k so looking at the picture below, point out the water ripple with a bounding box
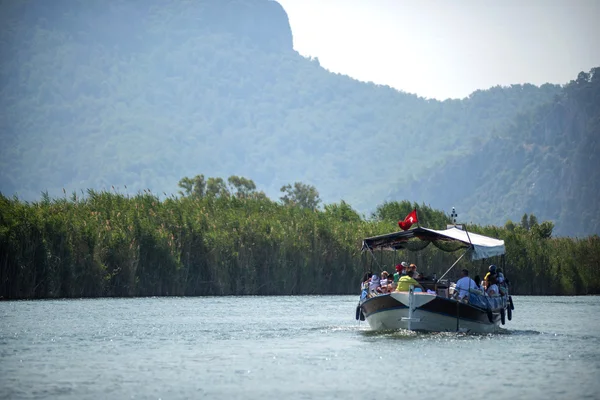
[1,295,599,400]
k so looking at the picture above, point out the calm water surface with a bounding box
[1,296,599,400]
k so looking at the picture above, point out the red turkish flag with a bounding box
[398,209,418,231]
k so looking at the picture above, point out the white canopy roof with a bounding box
[422,227,505,260]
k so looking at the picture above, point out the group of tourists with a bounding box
[360,261,427,299]
[360,262,509,301]
[453,264,508,301]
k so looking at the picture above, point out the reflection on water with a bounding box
[1,295,599,400]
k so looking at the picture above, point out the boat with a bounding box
[356,225,515,333]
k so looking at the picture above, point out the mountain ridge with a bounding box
[397,69,600,237]
[2,0,596,237]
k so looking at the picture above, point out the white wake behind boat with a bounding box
[356,225,514,334]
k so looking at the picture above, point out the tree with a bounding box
[505,220,516,232]
[532,220,554,239]
[576,71,590,85]
[249,191,269,201]
[520,213,529,231]
[528,214,538,229]
[178,175,206,198]
[206,177,229,198]
[227,176,256,198]
[371,201,450,228]
[372,200,413,222]
[280,182,321,209]
[323,200,362,223]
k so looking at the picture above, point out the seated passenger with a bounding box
[400,261,409,275]
[473,275,482,289]
[496,269,505,284]
[386,274,395,292]
[454,269,478,300]
[496,268,508,295]
[395,270,425,292]
[369,274,381,296]
[485,275,500,296]
[361,272,372,288]
[360,272,373,299]
[484,264,498,284]
[377,271,390,293]
[393,264,403,284]
[409,263,421,278]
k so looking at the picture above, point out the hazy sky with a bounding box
[276,0,600,100]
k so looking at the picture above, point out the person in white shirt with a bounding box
[497,271,505,284]
[486,275,500,296]
[454,269,478,299]
[496,268,508,295]
[369,274,380,295]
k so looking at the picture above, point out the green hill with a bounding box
[399,69,600,237]
[3,0,591,234]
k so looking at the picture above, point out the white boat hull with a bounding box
[365,306,500,334]
[359,292,508,334]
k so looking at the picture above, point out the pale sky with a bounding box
[276,0,600,100]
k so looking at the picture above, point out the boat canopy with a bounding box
[361,226,505,261]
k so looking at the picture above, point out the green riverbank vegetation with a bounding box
[1,176,599,299]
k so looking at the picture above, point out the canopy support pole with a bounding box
[368,249,380,269]
[437,249,470,281]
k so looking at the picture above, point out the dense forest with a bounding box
[4,0,596,236]
[1,179,599,300]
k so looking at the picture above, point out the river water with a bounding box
[1,296,599,400]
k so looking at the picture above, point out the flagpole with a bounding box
[416,207,420,228]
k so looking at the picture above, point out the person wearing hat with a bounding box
[378,271,392,293]
[393,264,403,284]
[368,273,381,296]
[483,265,497,289]
[400,261,409,276]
